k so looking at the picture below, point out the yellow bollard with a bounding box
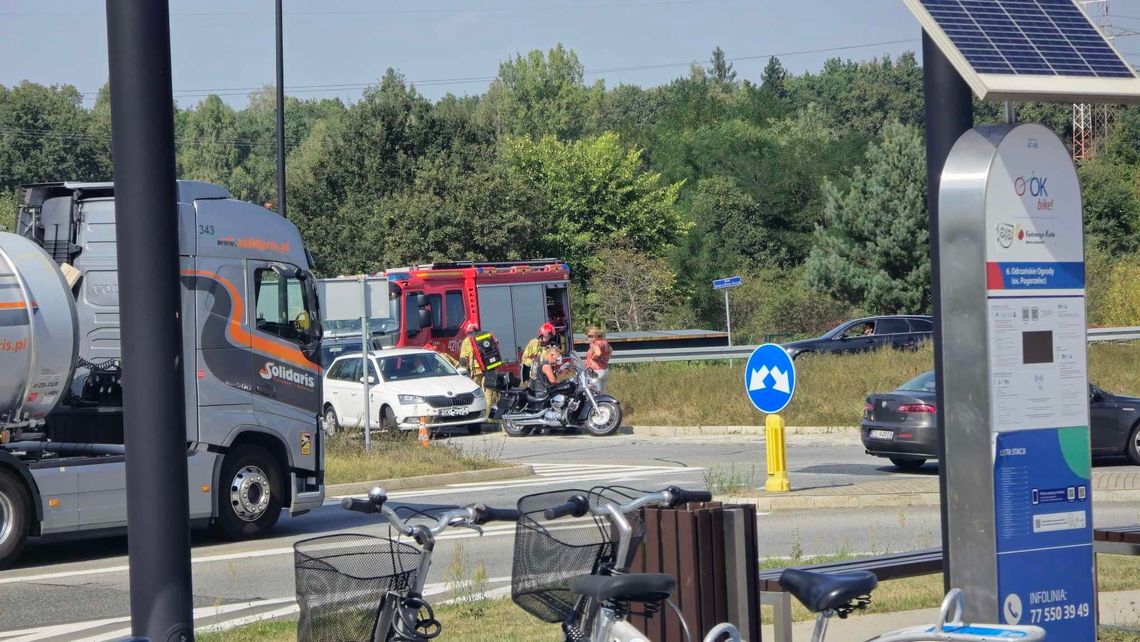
[764,414,791,492]
[418,417,430,448]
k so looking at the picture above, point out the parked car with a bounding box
[782,315,933,360]
[319,332,386,369]
[861,370,1140,471]
[322,348,487,435]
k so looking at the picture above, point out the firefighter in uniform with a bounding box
[458,320,503,406]
[521,322,557,382]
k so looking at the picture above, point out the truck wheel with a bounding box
[217,445,283,539]
[322,405,340,436]
[0,469,31,569]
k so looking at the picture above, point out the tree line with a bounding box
[2,45,1138,338]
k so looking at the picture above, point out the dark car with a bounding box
[319,333,386,369]
[782,315,933,360]
[861,370,1140,471]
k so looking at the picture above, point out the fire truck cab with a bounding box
[384,260,572,378]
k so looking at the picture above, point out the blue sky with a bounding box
[4,0,1140,108]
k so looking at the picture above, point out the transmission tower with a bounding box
[1073,1,1128,160]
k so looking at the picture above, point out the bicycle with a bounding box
[778,567,1047,641]
[512,484,743,642]
[294,487,520,642]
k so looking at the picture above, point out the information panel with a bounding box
[983,124,1095,639]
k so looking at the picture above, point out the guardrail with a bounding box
[595,326,1140,364]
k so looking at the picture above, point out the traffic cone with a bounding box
[418,417,430,448]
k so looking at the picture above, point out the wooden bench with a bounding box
[758,548,944,642]
[1094,527,1140,556]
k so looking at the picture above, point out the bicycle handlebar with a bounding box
[542,486,713,521]
[341,487,519,537]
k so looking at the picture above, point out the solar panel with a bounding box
[903,0,1140,102]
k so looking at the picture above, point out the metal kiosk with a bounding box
[901,1,1140,640]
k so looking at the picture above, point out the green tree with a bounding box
[587,244,679,332]
[709,47,736,84]
[0,82,108,190]
[502,132,686,284]
[1080,159,1140,254]
[805,122,930,314]
[177,95,241,186]
[481,45,595,139]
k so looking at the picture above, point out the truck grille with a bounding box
[425,393,476,408]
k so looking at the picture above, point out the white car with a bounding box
[322,348,487,434]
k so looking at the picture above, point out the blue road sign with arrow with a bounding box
[745,343,796,414]
[712,276,742,290]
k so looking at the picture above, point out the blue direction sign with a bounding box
[712,276,742,289]
[744,343,796,414]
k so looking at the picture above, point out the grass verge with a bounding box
[325,430,504,485]
[197,597,560,642]
[609,342,1140,427]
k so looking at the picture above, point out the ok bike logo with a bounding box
[1014,174,1055,211]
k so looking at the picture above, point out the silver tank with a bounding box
[0,232,78,426]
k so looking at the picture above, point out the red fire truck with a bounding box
[360,260,573,378]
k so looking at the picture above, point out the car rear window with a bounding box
[876,318,910,334]
[899,371,936,392]
[909,319,933,332]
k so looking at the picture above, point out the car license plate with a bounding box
[440,407,467,417]
[869,429,894,440]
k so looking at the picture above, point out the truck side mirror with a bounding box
[418,309,431,329]
[416,294,430,308]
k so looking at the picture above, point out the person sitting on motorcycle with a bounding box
[521,322,557,382]
[531,346,561,396]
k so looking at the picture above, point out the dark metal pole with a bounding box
[275,0,287,218]
[923,30,973,595]
[105,1,195,640]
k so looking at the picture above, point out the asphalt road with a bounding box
[1,431,1137,640]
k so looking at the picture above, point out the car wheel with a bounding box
[381,406,398,432]
[503,419,531,437]
[890,457,927,472]
[1127,423,1140,466]
[322,405,340,436]
[217,445,283,540]
[466,423,483,435]
[584,400,622,436]
[792,351,812,361]
[0,469,31,569]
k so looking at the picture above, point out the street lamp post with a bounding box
[275,0,286,218]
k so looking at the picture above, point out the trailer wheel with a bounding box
[217,445,283,539]
[0,469,31,569]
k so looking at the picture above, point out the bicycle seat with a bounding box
[778,568,878,613]
[570,573,676,603]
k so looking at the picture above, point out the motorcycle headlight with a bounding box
[398,394,425,404]
[471,387,485,399]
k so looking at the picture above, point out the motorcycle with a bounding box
[493,353,622,437]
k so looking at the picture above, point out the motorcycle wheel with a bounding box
[503,419,532,437]
[583,400,622,436]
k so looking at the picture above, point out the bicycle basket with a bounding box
[294,533,423,642]
[512,489,616,623]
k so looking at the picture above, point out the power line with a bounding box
[0,0,740,18]
[76,37,921,100]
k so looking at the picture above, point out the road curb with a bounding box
[325,463,534,496]
[628,425,852,437]
[720,488,1140,511]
